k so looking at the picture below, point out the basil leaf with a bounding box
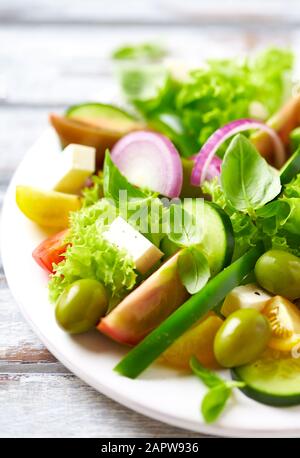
[201,384,231,424]
[178,248,210,294]
[167,204,203,247]
[221,134,281,212]
[190,357,245,423]
[103,150,147,202]
[190,356,223,388]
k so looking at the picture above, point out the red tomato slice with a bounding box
[32,229,69,274]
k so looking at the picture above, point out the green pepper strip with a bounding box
[114,244,263,379]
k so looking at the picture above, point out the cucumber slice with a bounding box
[66,102,139,132]
[280,147,300,185]
[199,202,234,275]
[161,201,234,274]
[181,200,234,275]
[232,355,300,407]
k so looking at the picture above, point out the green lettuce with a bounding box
[283,173,300,198]
[203,167,300,260]
[82,174,103,207]
[117,47,293,156]
[49,199,137,305]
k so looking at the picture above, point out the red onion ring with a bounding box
[191,119,285,186]
[111,131,183,198]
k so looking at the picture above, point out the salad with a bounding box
[15,46,300,424]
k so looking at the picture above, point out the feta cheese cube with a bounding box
[103,216,163,274]
[53,144,96,194]
[221,283,273,317]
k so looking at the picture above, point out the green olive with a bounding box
[214,309,271,368]
[255,249,300,300]
[55,279,108,334]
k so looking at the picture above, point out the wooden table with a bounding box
[0,0,298,438]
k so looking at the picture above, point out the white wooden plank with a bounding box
[0,107,52,174]
[0,23,242,63]
[0,24,294,107]
[0,282,56,362]
[0,0,169,24]
[0,24,289,66]
[1,0,300,25]
[0,371,209,438]
[0,262,58,364]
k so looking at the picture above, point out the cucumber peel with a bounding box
[232,356,300,407]
[201,202,234,275]
[66,102,137,122]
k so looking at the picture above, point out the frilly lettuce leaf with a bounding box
[283,173,300,198]
[82,174,103,207]
[256,200,291,236]
[49,199,137,305]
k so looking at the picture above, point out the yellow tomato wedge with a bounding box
[263,296,300,352]
[16,185,81,229]
[162,312,223,370]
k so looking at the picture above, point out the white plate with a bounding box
[2,130,300,438]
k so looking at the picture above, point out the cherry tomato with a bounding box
[32,229,69,274]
